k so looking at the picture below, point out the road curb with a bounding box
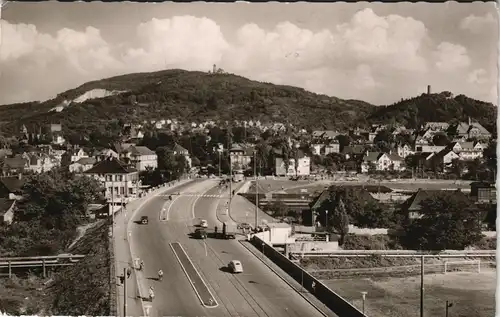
[238,240,332,317]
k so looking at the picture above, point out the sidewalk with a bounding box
[113,178,193,317]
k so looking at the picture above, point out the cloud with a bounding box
[0,8,496,106]
[434,42,471,72]
[460,13,496,33]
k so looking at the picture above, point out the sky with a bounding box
[0,2,498,106]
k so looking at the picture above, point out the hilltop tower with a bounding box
[427,85,431,94]
[213,64,217,73]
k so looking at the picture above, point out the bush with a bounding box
[342,234,402,250]
[472,236,496,250]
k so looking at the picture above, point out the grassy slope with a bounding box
[44,220,111,315]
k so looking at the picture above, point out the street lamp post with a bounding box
[254,150,258,229]
[361,291,367,315]
[218,149,221,177]
[445,300,453,317]
[325,210,328,231]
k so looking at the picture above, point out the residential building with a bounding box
[22,152,59,174]
[120,145,157,171]
[69,157,97,173]
[94,148,119,162]
[311,130,339,141]
[449,141,484,161]
[275,151,311,176]
[171,143,192,168]
[62,148,89,165]
[424,122,449,131]
[310,141,340,156]
[414,144,446,153]
[360,151,404,172]
[0,175,24,199]
[401,189,469,219]
[396,143,414,159]
[470,182,496,204]
[448,118,491,140]
[341,145,366,160]
[0,198,15,225]
[229,144,253,171]
[432,149,459,169]
[0,155,27,176]
[83,157,141,203]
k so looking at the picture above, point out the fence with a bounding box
[250,235,367,317]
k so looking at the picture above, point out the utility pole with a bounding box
[228,129,233,217]
[254,150,258,229]
[111,175,115,237]
[123,267,127,317]
[420,254,425,317]
[218,150,221,177]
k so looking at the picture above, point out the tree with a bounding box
[6,171,103,256]
[402,191,483,250]
[432,133,450,146]
[156,147,187,180]
[317,195,350,245]
[450,158,465,177]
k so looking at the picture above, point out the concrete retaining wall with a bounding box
[250,235,367,317]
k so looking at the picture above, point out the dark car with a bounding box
[194,228,207,239]
[140,216,149,224]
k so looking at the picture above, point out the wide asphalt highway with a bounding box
[130,179,328,317]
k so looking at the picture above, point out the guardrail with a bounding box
[0,255,85,261]
[0,255,86,278]
[250,235,367,317]
[290,250,497,258]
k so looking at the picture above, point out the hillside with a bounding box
[0,69,374,134]
[368,92,497,133]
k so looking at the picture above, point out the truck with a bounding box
[221,222,237,239]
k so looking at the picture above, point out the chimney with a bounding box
[427,85,431,94]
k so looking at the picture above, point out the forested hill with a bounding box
[367,91,497,133]
[0,70,496,136]
[0,69,374,134]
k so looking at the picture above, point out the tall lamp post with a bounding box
[254,149,258,229]
[445,300,453,317]
[361,291,367,315]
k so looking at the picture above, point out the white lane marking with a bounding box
[169,243,219,308]
[165,194,182,221]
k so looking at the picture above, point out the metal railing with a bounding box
[290,250,496,258]
[0,254,86,278]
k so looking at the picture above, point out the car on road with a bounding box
[140,216,149,224]
[194,228,207,239]
[199,219,208,228]
[228,260,243,273]
[237,223,252,230]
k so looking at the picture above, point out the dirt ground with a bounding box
[323,270,496,317]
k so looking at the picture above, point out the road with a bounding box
[129,179,329,317]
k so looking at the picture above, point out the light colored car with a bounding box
[200,219,208,228]
[228,260,243,273]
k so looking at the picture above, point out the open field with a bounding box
[323,270,496,317]
[249,179,472,195]
[283,181,472,194]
